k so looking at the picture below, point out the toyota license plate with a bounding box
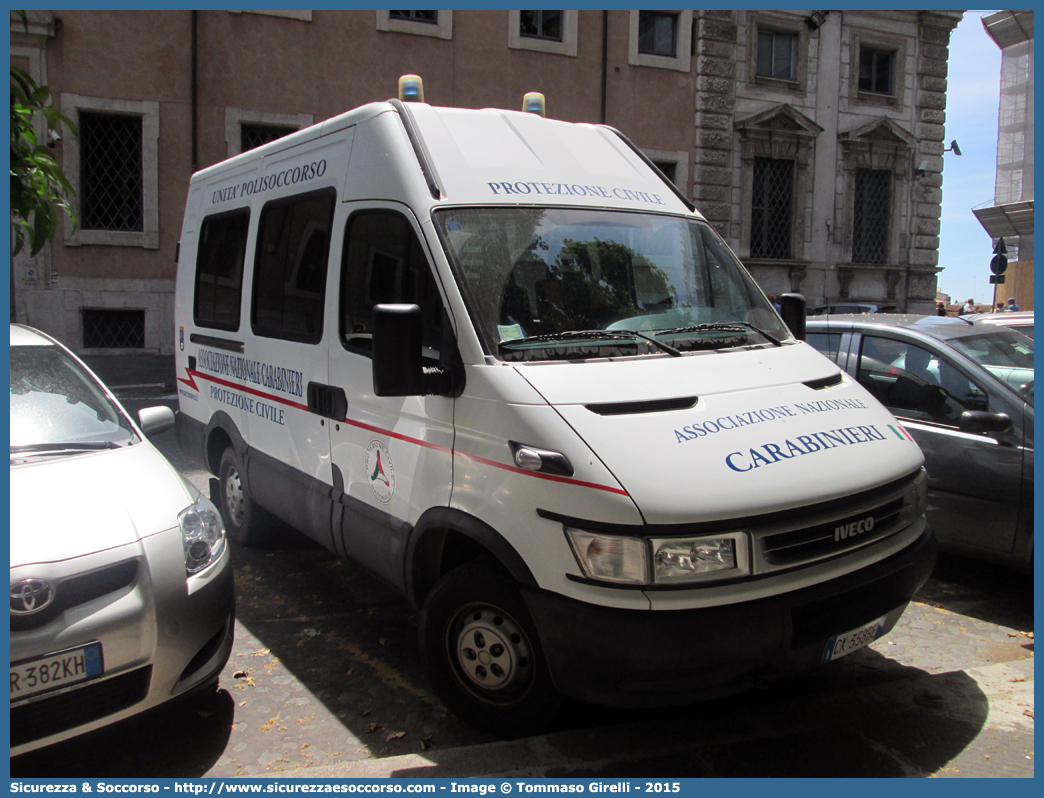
[10,642,103,701]
[822,617,886,662]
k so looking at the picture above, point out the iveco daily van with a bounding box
[175,79,936,733]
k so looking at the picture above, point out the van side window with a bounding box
[251,189,335,344]
[194,209,250,331]
[857,335,989,425]
[340,211,444,359]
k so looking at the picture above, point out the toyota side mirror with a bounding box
[137,406,175,438]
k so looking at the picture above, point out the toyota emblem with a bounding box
[10,578,55,615]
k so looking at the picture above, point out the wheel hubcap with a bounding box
[452,604,532,694]
[225,467,244,524]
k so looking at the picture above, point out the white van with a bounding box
[174,83,935,734]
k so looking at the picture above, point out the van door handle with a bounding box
[307,382,348,421]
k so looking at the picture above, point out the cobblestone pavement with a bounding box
[10,368,1033,777]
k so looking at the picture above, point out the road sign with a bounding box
[990,275,1006,284]
[991,254,1008,275]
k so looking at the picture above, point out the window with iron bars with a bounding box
[241,124,297,154]
[520,10,562,41]
[389,11,437,24]
[79,113,144,232]
[853,168,890,263]
[750,157,793,259]
[82,309,145,349]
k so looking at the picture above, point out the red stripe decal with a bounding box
[188,368,309,412]
[454,451,630,496]
[186,367,628,497]
[340,417,628,496]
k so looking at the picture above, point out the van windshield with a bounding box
[432,208,790,361]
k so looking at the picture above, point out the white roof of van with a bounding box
[408,104,694,215]
[191,101,696,217]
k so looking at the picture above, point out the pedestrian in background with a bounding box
[959,298,975,316]
[936,301,947,316]
[1006,297,1020,312]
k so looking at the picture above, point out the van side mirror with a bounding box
[780,293,806,341]
[372,304,424,396]
[958,410,1012,435]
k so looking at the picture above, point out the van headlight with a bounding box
[565,528,647,584]
[897,468,929,529]
[650,532,749,583]
[179,495,226,575]
[566,528,750,585]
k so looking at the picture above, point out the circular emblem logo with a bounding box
[11,578,55,615]
[365,440,395,504]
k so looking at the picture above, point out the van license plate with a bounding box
[822,617,886,662]
[10,642,103,701]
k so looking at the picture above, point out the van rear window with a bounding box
[194,209,250,331]
[251,189,335,344]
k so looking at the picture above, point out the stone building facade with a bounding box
[11,9,962,354]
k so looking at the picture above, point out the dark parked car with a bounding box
[806,315,1033,572]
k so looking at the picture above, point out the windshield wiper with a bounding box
[11,441,123,454]
[500,330,681,357]
[652,321,783,348]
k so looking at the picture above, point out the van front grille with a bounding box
[761,499,903,567]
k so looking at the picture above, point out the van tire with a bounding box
[218,447,270,545]
[419,559,560,736]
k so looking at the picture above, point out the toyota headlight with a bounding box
[179,495,226,575]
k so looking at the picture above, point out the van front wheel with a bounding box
[419,560,560,736]
[218,447,270,545]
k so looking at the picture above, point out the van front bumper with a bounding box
[523,526,936,708]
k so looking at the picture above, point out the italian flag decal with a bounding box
[888,424,915,442]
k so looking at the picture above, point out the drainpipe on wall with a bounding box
[600,11,608,124]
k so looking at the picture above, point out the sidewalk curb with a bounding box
[260,658,1033,779]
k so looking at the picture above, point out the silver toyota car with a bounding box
[10,324,234,755]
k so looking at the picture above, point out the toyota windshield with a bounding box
[432,207,790,362]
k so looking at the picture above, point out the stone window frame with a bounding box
[225,107,314,159]
[508,10,578,57]
[735,105,822,270]
[60,94,160,250]
[848,27,908,110]
[628,10,693,72]
[837,118,917,279]
[376,10,453,40]
[642,148,690,198]
[746,11,809,95]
